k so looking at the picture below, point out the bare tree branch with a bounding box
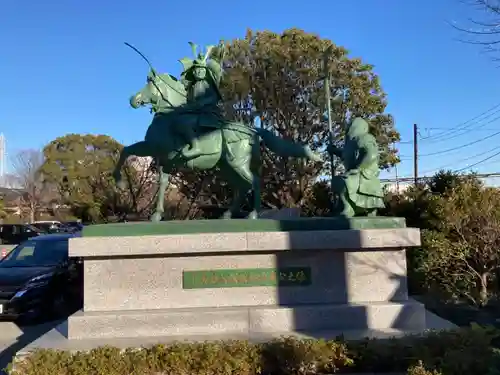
[10,149,46,222]
[452,0,500,59]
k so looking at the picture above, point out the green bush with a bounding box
[9,327,500,375]
[407,361,442,375]
[348,325,498,374]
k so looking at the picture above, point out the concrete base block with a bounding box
[82,249,410,312]
[16,302,457,360]
[62,301,426,340]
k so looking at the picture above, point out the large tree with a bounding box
[178,28,399,212]
[41,134,156,222]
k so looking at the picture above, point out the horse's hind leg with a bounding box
[220,162,255,219]
[113,141,153,188]
[151,166,170,222]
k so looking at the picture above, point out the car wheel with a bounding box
[33,294,70,324]
[50,294,71,319]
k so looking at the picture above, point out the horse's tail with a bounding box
[254,128,322,162]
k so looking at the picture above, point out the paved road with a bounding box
[0,321,61,374]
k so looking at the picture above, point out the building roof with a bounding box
[0,187,25,203]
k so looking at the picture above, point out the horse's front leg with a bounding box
[151,166,170,222]
[222,190,246,219]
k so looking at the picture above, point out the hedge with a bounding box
[9,326,500,375]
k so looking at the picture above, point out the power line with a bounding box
[382,172,500,183]
[454,149,500,172]
[418,146,500,175]
[420,113,500,144]
[414,129,500,157]
[391,107,500,185]
[397,106,500,145]
[419,102,500,141]
[423,127,500,131]
[384,151,500,181]
[387,145,500,182]
[421,108,500,142]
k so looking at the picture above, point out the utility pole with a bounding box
[413,124,418,185]
[0,134,4,188]
[395,165,400,193]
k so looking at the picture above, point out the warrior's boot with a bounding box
[182,138,202,159]
[177,122,202,158]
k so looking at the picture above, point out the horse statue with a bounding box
[113,42,321,221]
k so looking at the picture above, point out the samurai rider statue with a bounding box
[117,41,323,221]
[171,42,225,158]
[327,117,385,217]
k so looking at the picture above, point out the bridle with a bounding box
[125,42,223,114]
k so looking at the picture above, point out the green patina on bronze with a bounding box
[327,118,385,217]
[111,42,390,222]
[114,42,321,222]
[81,217,405,237]
[182,267,312,289]
[320,46,386,218]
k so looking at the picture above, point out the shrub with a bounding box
[261,337,353,374]
[407,361,442,375]
[349,325,498,374]
[9,327,499,375]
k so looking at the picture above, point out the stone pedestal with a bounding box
[59,217,424,340]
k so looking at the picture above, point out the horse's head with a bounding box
[129,70,187,112]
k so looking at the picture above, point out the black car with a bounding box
[30,222,63,234]
[0,233,83,323]
[0,224,42,245]
[63,221,83,232]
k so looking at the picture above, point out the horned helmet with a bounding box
[179,42,224,87]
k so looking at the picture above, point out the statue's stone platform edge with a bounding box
[82,216,406,237]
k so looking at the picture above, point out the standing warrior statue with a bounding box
[327,117,385,217]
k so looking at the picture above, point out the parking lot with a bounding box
[0,320,61,374]
[0,230,81,373]
[0,241,69,372]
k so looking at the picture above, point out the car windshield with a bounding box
[25,225,42,233]
[31,223,51,231]
[0,239,68,267]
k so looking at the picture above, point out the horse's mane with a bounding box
[159,73,185,91]
[157,73,187,105]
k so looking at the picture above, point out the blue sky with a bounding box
[2,0,500,181]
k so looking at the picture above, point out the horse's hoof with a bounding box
[150,212,163,222]
[307,149,322,162]
[247,210,258,219]
[116,180,127,190]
